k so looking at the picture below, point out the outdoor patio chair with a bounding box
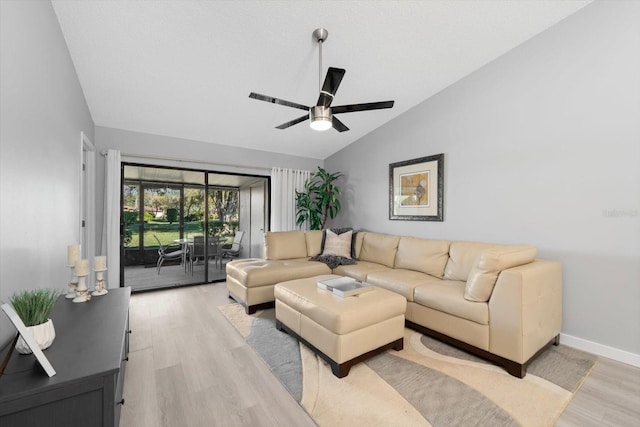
[221,231,244,263]
[154,235,187,275]
[190,235,222,273]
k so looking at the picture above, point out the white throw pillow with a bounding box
[322,229,353,258]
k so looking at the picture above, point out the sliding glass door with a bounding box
[121,164,268,292]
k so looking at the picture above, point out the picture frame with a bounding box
[389,153,444,221]
[1,303,56,377]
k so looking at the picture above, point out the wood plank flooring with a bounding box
[120,282,316,427]
[120,283,640,427]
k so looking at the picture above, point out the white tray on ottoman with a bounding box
[274,274,407,378]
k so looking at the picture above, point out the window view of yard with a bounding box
[123,181,239,265]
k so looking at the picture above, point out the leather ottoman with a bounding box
[274,274,406,378]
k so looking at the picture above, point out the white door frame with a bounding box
[80,132,96,286]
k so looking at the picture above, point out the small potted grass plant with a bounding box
[10,289,60,354]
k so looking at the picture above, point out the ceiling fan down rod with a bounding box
[318,38,323,92]
[313,28,328,93]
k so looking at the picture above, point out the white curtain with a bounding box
[101,149,121,289]
[270,167,311,231]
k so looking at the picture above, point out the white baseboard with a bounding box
[560,333,640,368]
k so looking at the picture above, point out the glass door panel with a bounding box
[123,183,141,266]
[184,186,206,284]
[142,185,182,265]
[206,185,239,282]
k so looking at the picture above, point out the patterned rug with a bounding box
[219,304,597,427]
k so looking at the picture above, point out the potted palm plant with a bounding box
[10,289,60,354]
[295,167,343,230]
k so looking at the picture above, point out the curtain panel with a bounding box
[101,149,121,288]
[270,167,311,231]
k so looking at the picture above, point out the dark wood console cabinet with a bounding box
[0,287,131,427]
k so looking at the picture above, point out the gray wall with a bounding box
[325,1,640,359]
[0,1,95,346]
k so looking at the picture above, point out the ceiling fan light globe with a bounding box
[310,117,332,131]
[309,106,332,131]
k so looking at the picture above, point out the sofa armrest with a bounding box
[488,259,562,364]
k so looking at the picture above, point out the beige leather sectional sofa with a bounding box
[226,230,562,377]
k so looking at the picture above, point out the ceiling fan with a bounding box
[249,28,394,132]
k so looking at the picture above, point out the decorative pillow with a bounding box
[319,227,357,259]
[322,229,353,258]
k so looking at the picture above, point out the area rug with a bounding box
[219,304,597,427]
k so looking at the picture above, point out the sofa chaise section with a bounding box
[226,230,330,314]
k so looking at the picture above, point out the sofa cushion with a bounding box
[274,275,407,335]
[465,245,537,302]
[414,280,489,325]
[394,237,450,278]
[332,261,391,282]
[359,233,400,268]
[226,258,331,287]
[265,230,307,260]
[305,230,324,257]
[353,231,365,259]
[366,269,442,301]
[321,229,354,258]
[443,241,498,281]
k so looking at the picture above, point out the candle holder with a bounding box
[65,265,78,299]
[73,259,91,303]
[92,269,108,296]
[73,274,91,303]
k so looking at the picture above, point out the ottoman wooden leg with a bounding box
[331,361,351,378]
[393,338,404,351]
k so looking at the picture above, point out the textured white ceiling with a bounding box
[51,0,592,159]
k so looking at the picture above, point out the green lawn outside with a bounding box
[125,221,231,249]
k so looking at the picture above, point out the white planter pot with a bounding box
[16,318,56,355]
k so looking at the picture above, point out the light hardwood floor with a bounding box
[120,283,640,427]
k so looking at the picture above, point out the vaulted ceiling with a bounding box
[51,0,592,159]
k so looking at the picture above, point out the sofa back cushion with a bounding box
[353,231,365,259]
[465,245,537,302]
[264,230,307,260]
[305,230,323,257]
[359,232,400,268]
[444,241,498,281]
[394,237,450,278]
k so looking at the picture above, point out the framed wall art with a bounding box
[389,153,444,221]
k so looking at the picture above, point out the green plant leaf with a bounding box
[295,167,343,230]
[10,289,61,327]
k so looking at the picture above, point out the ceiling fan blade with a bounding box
[332,100,395,114]
[316,67,346,108]
[332,116,349,132]
[276,114,309,130]
[249,92,310,111]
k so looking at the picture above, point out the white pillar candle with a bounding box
[95,256,107,271]
[75,259,89,276]
[67,244,80,266]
